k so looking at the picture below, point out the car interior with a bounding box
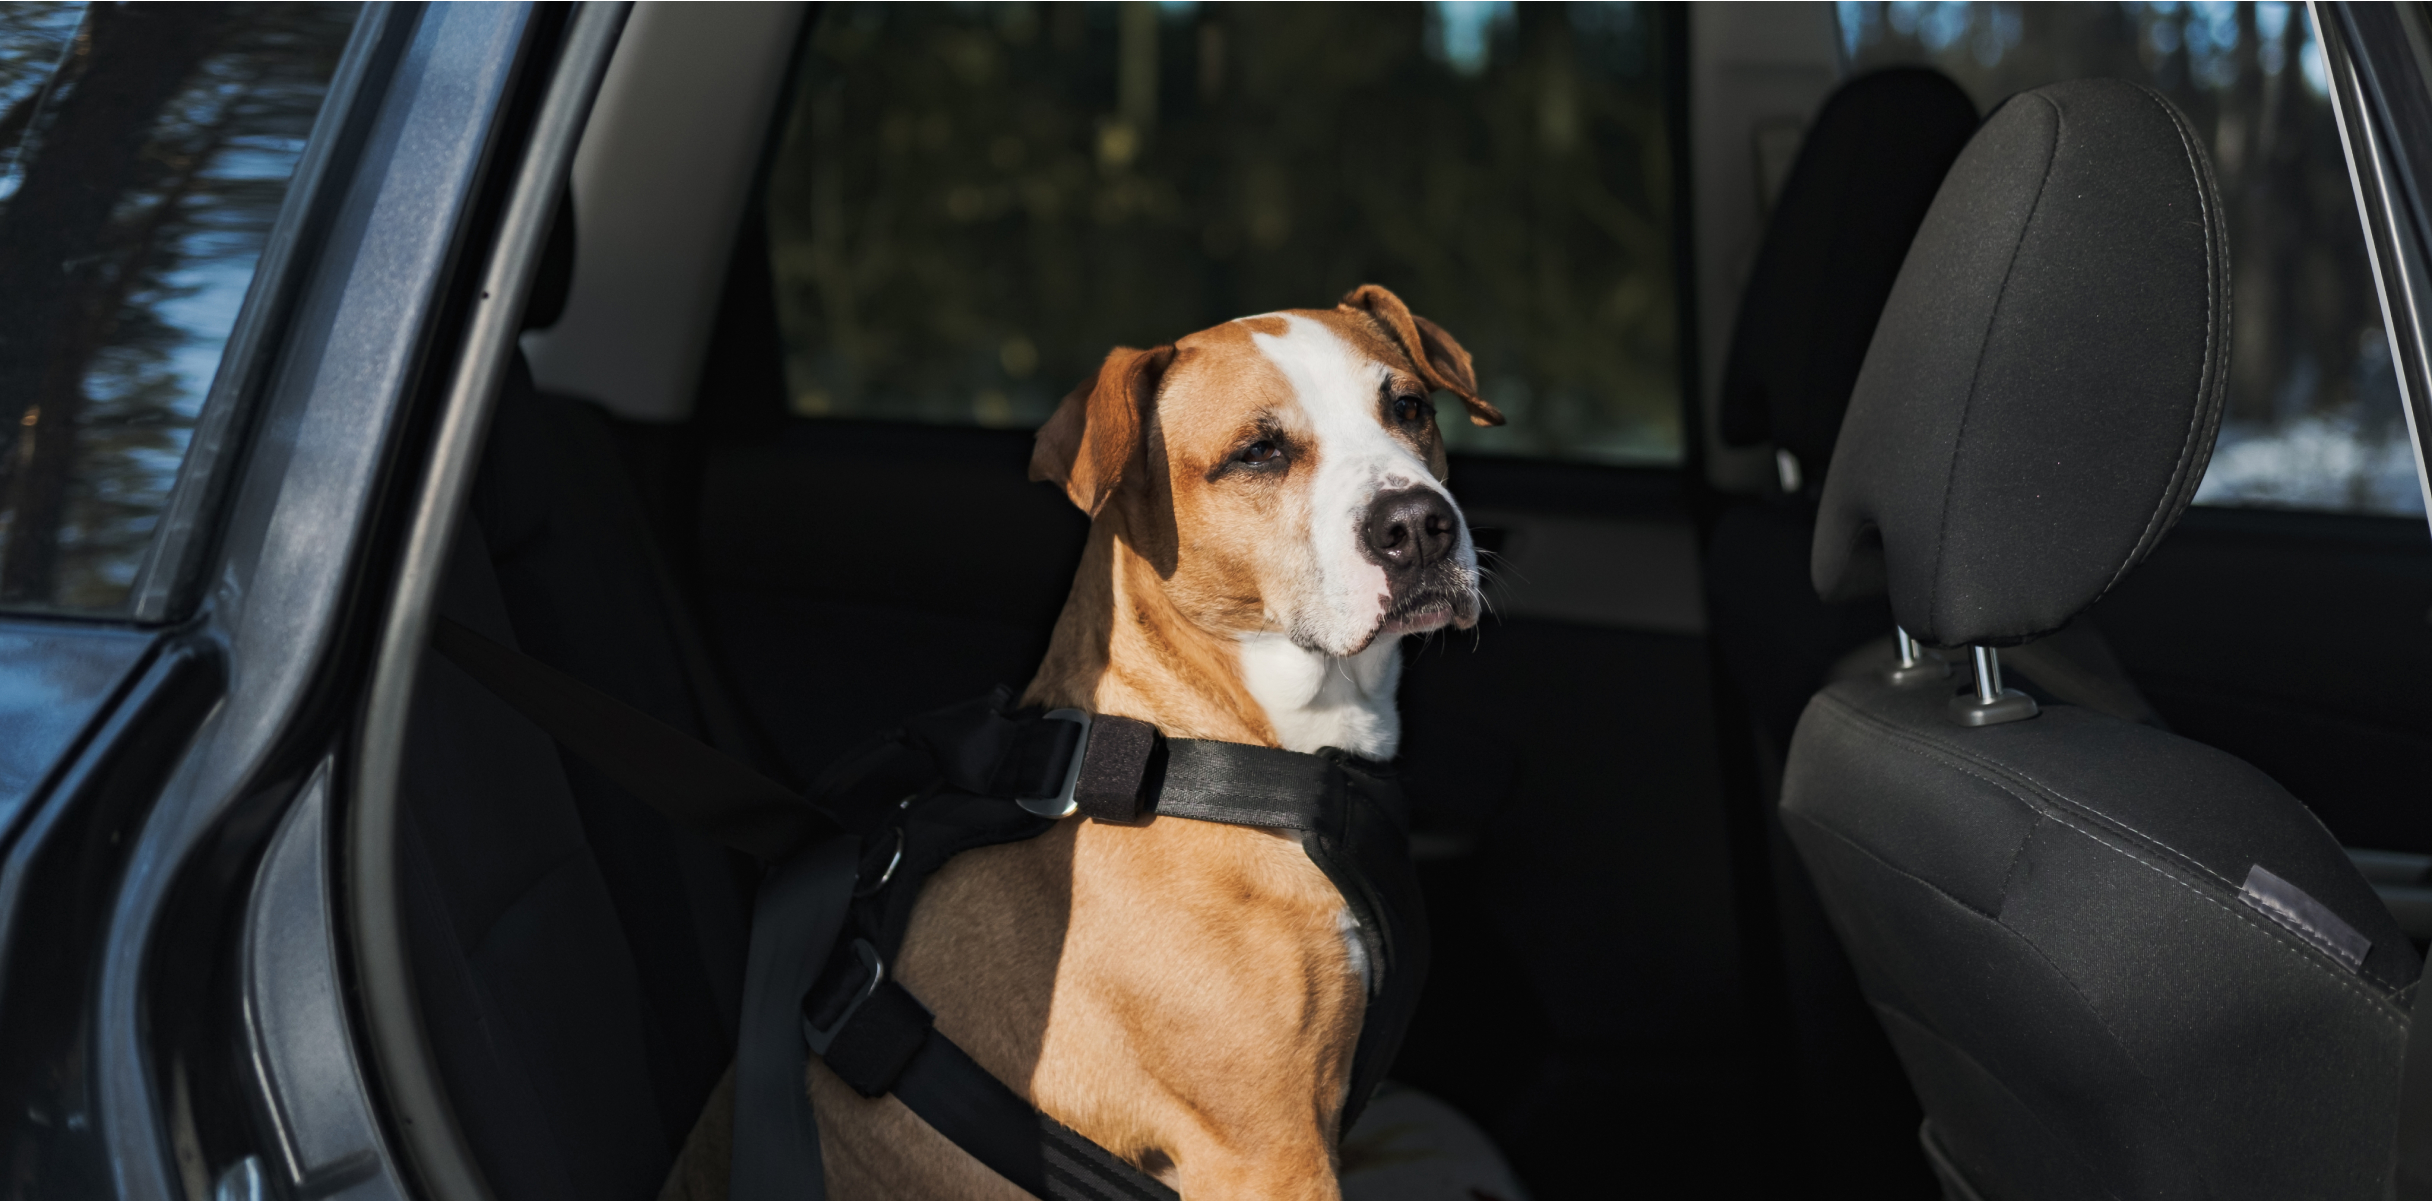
[332,5,2432,1200]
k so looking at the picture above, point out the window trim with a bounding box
[2314,1,2432,529]
[117,4,408,624]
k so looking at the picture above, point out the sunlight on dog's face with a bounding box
[1030,286,1504,664]
[1153,311,1483,657]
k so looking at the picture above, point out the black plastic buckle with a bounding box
[801,938,885,1057]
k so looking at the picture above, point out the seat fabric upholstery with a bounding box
[1784,672,2414,1200]
[1785,77,2413,1201]
[398,360,751,1201]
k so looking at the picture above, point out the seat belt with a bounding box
[430,616,833,859]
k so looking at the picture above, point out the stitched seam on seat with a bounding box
[1784,805,2001,923]
[1816,695,2230,891]
[2100,84,2228,601]
[2244,878,2377,970]
[1807,695,2414,1002]
[1821,695,2406,991]
[1793,808,2113,1025]
[2033,805,2408,1018]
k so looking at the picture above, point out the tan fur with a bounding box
[667,286,1479,1200]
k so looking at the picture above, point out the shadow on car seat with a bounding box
[395,197,757,1200]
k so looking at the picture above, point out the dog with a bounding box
[663,284,1500,1200]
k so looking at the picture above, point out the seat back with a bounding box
[1785,78,2416,1201]
[1701,68,1979,1195]
[394,196,754,1197]
[399,361,754,1201]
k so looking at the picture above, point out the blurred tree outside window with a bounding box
[1841,1,2421,517]
[766,2,1685,465]
[0,1,360,617]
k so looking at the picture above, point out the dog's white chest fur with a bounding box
[1234,633,1403,760]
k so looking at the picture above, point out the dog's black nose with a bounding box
[1361,488,1458,575]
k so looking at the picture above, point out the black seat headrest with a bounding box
[1812,78,2230,648]
[1719,67,1979,497]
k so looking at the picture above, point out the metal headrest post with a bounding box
[1947,645,2038,727]
[1886,625,1952,686]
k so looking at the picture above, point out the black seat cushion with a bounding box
[1783,672,2414,1200]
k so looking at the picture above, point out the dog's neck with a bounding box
[1023,520,1403,760]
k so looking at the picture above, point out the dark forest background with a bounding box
[767,2,1686,465]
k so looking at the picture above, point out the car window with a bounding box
[1840,0,2421,516]
[765,2,1686,465]
[0,2,361,617]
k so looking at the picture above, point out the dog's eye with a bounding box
[1238,439,1282,465]
[1393,395,1430,425]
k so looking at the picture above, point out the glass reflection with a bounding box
[0,2,360,616]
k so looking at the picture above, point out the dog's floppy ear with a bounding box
[1339,283,1505,427]
[1030,344,1175,517]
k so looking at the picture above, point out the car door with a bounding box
[0,5,601,1198]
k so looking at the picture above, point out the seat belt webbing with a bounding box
[431,616,832,860]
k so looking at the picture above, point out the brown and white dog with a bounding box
[666,284,1500,1200]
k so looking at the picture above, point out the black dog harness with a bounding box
[433,619,1429,1201]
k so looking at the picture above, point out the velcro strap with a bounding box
[1074,715,1156,823]
[816,977,935,1098]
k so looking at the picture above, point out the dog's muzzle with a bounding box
[1363,487,1479,635]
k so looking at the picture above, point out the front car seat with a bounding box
[1784,78,2416,1200]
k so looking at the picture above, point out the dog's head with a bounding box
[1030,284,1504,658]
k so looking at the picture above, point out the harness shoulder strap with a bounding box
[730,835,858,1200]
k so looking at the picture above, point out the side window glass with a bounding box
[766,3,1686,465]
[1840,2,2420,516]
[0,3,362,617]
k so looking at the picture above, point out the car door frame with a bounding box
[0,4,619,1198]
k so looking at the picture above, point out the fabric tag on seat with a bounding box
[2241,864,2370,973]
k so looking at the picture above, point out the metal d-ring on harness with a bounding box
[428,617,1428,1201]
